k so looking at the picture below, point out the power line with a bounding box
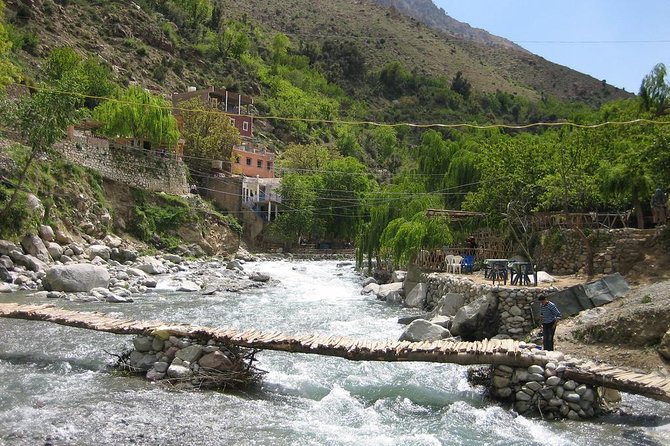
[23,83,670,131]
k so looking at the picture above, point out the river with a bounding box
[0,260,668,445]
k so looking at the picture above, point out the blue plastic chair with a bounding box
[462,255,474,273]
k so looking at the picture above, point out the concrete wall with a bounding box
[57,134,189,195]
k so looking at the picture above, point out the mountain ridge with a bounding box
[4,0,631,110]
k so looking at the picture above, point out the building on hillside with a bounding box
[171,86,275,179]
[232,143,275,178]
[172,86,254,139]
[172,87,281,244]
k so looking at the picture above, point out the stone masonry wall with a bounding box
[532,228,654,276]
[57,134,189,195]
[425,274,559,339]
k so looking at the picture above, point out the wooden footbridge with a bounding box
[1,303,669,404]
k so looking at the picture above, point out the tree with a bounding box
[273,173,322,243]
[639,63,669,116]
[276,142,340,172]
[173,0,213,28]
[379,211,452,268]
[317,157,372,241]
[217,21,250,60]
[1,76,85,221]
[179,97,240,170]
[451,71,471,100]
[43,46,115,108]
[93,85,179,148]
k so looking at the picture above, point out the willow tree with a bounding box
[379,211,453,268]
[356,174,444,273]
[93,85,179,148]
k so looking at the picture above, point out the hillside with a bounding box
[4,0,630,109]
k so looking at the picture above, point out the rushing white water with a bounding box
[0,260,668,446]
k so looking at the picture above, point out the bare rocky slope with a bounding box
[555,244,670,375]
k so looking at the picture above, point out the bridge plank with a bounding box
[1,303,669,404]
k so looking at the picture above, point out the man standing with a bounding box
[651,188,668,226]
[539,295,561,351]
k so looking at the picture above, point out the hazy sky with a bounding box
[434,0,670,93]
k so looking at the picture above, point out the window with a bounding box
[257,159,263,168]
[235,156,240,164]
[230,118,236,127]
[267,161,273,170]
[243,121,249,132]
[246,158,252,166]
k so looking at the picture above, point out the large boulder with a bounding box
[38,225,55,242]
[361,283,380,295]
[0,264,11,283]
[376,282,403,301]
[54,229,73,245]
[88,244,111,261]
[399,319,452,342]
[43,264,110,292]
[103,234,123,248]
[21,234,50,263]
[26,194,44,219]
[0,240,19,256]
[404,282,427,308]
[9,250,47,272]
[199,351,233,371]
[136,258,167,275]
[451,292,499,341]
[432,293,466,317]
[47,242,63,261]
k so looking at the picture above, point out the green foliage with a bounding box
[0,1,20,91]
[130,191,191,242]
[273,173,321,242]
[43,46,116,108]
[277,142,340,171]
[639,63,669,116]
[179,97,241,167]
[217,20,251,60]
[379,212,452,267]
[93,85,180,147]
[451,71,471,100]
[173,0,213,28]
[0,187,34,238]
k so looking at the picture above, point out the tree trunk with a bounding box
[632,192,645,229]
[575,227,594,277]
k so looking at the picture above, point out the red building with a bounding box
[232,143,275,178]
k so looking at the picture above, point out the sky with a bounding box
[434,0,670,93]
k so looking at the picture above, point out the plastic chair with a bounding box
[451,255,463,274]
[462,255,474,273]
[444,254,454,272]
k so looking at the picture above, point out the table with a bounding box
[508,261,537,286]
[483,259,509,284]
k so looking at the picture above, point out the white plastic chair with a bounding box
[444,254,454,272]
[451,255,463,274]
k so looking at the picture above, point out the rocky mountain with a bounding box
[372,0,525,51]
[4,0,630,108]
